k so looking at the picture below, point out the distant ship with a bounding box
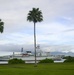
[0,45,65,64]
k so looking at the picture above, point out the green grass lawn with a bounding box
[0,63,74,75]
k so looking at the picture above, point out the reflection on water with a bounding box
[0,61,8,64]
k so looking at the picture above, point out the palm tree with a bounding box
[27,8,43,66]
[0,19,4,33]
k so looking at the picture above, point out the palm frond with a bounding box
[27,8,43,23]
[0,19,4,33]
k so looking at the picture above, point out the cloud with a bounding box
[0,32,34,45]
[63,29,74,32]
[42,45,74,53]
[0,0,74,53]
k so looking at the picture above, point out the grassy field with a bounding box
[0,63,74,75]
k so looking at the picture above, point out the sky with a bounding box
[0,0,74,55]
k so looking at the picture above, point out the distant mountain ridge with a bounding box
[50,51,74,56]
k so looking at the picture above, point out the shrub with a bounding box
[8,58,25,64]
[39,58,54,63]
[64,56,74,63]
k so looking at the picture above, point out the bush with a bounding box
[64,56,74,63]
[8,58,25,64]
[39,58,54,63]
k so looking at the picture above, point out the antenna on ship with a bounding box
[36,45,40,49]
[36,44,42,56]
[21,47,24,56]
[21,48,23,53]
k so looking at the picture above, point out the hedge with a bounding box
[39,58,54,63]
[64,56,74,63]
[8,58,25,64]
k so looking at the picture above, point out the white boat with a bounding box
[0,46,65,64]
[0,52,65,64]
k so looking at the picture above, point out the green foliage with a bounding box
[27,8,43,23]
[8,58,25,64]
[0,63,74,75]
[0,19,4,33]
[64,56,74,63]
[39,58,54,63]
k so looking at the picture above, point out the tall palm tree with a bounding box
[0,19,4,33]
[27,8,43,66]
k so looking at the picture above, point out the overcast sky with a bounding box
[0,0,74,54]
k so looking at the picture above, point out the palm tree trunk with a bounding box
[34,22,37,66]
